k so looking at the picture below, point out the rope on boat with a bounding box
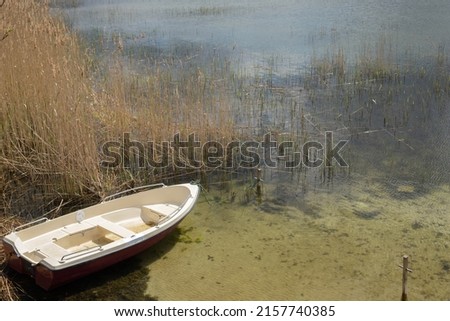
[190,180,213,206]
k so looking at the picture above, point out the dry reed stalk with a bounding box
[0,274,20,301]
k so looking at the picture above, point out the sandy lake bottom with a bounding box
[140,175,450,300]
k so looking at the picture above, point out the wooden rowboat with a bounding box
[2,183,200,290]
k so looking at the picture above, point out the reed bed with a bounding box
[305,40,449,131]
[1,0,105,216]
[0,0,235,222]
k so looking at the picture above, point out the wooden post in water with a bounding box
[399,255,412,301]
[255,168,263,200]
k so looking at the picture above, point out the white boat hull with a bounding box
[2,183,200,290]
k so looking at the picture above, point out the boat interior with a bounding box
[15,203,180,265]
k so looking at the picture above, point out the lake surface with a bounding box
[58,0,450,71]
[49,0,449,300]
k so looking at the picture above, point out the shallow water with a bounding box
[141,178,450,300]
[48,0,450,300]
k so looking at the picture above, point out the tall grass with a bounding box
[0,0,235,219]
[1,0,102,217]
